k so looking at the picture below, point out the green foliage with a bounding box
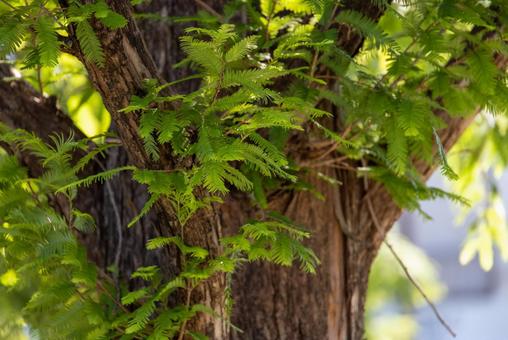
[122,24,305,198]
[0,12,26,58]
[1,0,508,338]
[0,132,119,339]
[336,10,396,49]
[0,0,127,67]
[76,20,105,66]
[68,0,129,65]
[58,165,136,192]
[448,116,508,271]
[36,16,59,67]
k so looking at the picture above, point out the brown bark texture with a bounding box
[1,1,506,339]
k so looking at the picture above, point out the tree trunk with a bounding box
[128,2,388,338]
[228,167,350,339]
[2,1,506,339]
[126,3,399,339]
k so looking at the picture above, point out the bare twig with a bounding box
[194,0,223,21]
[106,177,123,272]
[309,139,336,149]
[315,74,342,80]
[0,0,16,10]
[309,51,320,78]
[365,192,457,338]
[383,239,457,338]
[341,125,352,139]
[177,284,194,340]
[316,141,340,161]
[36,65,44,98]
[96,279,130,314]
[300,156,348,168]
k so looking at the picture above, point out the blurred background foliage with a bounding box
[1,0,508,339]
[448,114,508,272]
[19,53,110,136]
[0,52,108,339]
[364,113,508,340]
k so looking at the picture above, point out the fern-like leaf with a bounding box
[125,299,156,334]
[139,109,161,161]
[386,120,408,176]
[76,20,105,66]
[335,10,394,49]
[36,16,59,66]
[225,35,258,63]
[128,193,160,228]
[433,128,459,180]
[121,288,148,306]
[0,18,26,57]
[57,166,136,192]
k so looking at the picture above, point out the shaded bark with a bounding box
[0,64,166,282]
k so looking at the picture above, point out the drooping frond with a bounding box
[36,16,59,66]
[57,166,136,192]
[76,20,105,66]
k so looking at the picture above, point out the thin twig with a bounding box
[96,279,130,314]
[316,141,339,161]
[341,125,352,139]
[309,139,336,149]
[383,239,457,338]
[309,51,320,78]
[316,74,342,80]
[263,0,278,41]
[37,66,44,98]
[365,193,456,338]
[0,0,16,10]
[177,284,194,340]
[26,180,43,205]
[300,156,348,168]
[194,0,223,21]
[308,2,338,80]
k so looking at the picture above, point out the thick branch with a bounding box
[0,63,85,180]
[0,64,83,141]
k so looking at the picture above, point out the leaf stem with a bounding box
[177,283,194,340]
[0,0,16,10]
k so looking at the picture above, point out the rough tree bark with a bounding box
[1,1,506,339]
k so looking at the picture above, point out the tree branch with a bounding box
[0,63,85,179]
[0,64,83,142]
